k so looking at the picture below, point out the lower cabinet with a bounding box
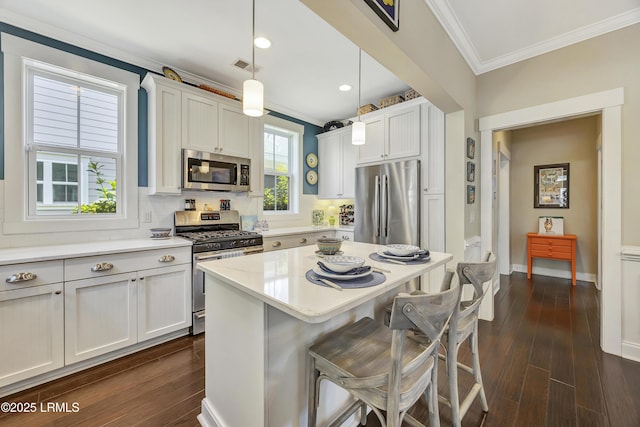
[65,273,137,364]
[137,264,191,342]
[0,283,64,388]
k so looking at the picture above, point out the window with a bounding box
[27,70,121,216]
[2,33,139,234]
[263,126,293,212]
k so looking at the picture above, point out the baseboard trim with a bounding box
[512,263,596,283]
[622,341,640,363]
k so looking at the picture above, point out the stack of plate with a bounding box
[314,256,371,280]
[377,244,429,261]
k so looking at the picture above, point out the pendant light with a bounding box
[243,0,264,117]
[352,48,366,145]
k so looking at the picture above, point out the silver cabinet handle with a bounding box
[54,290,62,295]
[195,312,206,319]
[272,241,282,247]
[159,255,175,263]
[6,272,37,283]
[91,262,114,272]
[299,238,307,244]
[342,235,350,241]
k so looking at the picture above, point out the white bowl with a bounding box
[322,256,365,273]
[385,244,420,256]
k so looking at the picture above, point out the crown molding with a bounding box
[424,1,640,75]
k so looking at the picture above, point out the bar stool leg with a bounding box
[471,326,488,411]
[308,357,319,427]
[448,342,462,427]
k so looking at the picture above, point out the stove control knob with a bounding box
[229,240,236,248]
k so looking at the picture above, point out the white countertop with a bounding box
[260,225,353,237]
[198,241,452,323]
[0,237,192,265]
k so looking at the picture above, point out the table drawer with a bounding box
[65,247,191,281]
[531,243,572,254]
[530,249,572,260]
[530,237,573,247]
[0,260,64,291]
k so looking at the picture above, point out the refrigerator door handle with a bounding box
[383,174,390,238]
[374,175,381,237]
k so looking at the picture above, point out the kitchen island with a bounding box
[197,241,452,427]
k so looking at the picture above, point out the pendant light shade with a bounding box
[352,48,365,145]
[243,79,263,117]
[243,0,264,117]
[351,121,366,145]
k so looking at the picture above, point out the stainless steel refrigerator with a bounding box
[354,159,420,245]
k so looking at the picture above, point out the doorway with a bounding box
[478,88,623,356]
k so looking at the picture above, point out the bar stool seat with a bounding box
[308,284,461,427]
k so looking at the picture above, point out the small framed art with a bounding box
[467,185,475,204]
[466,137,475,159]
[467,161,475,182]
[364,0,399,32]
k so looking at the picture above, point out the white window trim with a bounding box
[262,115,304,223]
[2,33,139,234]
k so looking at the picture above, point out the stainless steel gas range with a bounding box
[174,210,263,334]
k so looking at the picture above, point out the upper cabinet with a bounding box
[317,127,355,199]
[142,73,261,195]
[356,103,421,165]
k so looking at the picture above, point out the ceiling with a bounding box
[0,0,639,126]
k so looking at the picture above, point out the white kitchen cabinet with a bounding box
[335,230,354,242]
[356,103,421,165]
[422,103,445,195]
[317,127,355,199]
[0,260,64,388]
[219,103,251,158]
[263,230,333,252]
[64,247,191,364]
[182,91,219,153]
[142,74,182,195]
[64,272,137,364]
[137,264,191,342]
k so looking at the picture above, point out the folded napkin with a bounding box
[383,249,430,259]
[317,261,372,276]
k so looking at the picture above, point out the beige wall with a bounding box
[478,23,640,246]
[509,116,599,274]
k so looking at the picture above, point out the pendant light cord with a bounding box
[252,0,256,80]
[358,48,362,121]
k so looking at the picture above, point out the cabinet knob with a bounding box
[54,290,62,295]
[91,262,114,272]
[299,238,307,244]
[6,272,37,283]
[272,241,282,247]
[159,255,175,263]
[424,187,429,192]
[380,154,384,158]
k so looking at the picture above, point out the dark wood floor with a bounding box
[2,272,640,427]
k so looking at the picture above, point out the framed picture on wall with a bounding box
[466,137,475,159]
[363,0,399,32]
[534,163,569,208]
[467,185,475,204]
[466,161,475,182]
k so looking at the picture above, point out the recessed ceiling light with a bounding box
[339,84,352,92]
[254,37,271,49]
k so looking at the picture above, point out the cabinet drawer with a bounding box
[65,247,191,281]
[530,237,572,247]
[531,243,573,254]
[530,249,573,260]
[0,260,63,292]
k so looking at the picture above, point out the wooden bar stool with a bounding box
[439,252,496,427]
[308,283,461,427]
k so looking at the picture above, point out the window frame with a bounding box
[262,116,303,222]
[2,33,139,234]
[263,126,294,213]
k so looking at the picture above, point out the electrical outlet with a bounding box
[142,211,152,223]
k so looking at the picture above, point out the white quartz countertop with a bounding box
[0,237,192,265]
[198,241,452,323]
[260,225,353,237]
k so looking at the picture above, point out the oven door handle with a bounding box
[195,254,225,262]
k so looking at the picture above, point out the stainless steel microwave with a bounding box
[182,149,251,192]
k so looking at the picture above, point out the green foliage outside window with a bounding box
[72,160,117,214]
[263,175,289,211]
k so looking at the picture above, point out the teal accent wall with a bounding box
[0,22,150,184]
[268,111,322,195]
[0,22,320,192]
